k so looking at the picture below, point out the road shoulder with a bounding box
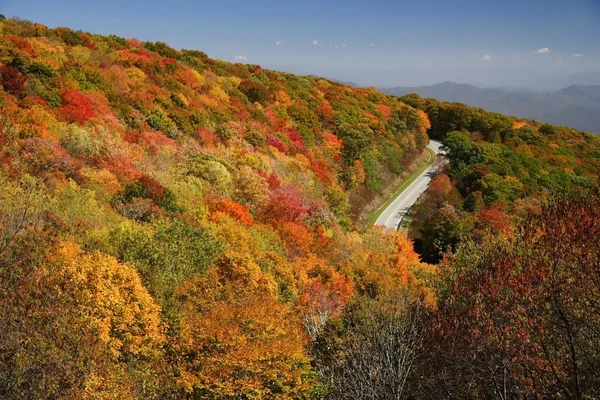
[366,147,437,229]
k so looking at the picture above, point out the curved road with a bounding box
[374,140,444,230]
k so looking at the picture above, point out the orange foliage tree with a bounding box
[209,197,254,226]
[295,255,355,336]
[172,261,316,399]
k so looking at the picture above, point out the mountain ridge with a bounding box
[380,81,600,133]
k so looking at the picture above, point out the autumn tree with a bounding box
[262,184,309,223]
[115,175,181,214]
[209,196,254,226]
[58,88,96,124]
[418,204,466,263]
[0,236,166,399]
[312,290,424,400]
[233,166,269,209]
[294,255,355,336]
[105,219,223,313]
[416,190,600,399]
[0,66,27,97]
[238,79,271,104]
[172,261,316,399]
[0,175,46,257]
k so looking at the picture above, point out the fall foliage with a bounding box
[0,17,434,398]
[1,16,599,399]
[412,190,600,399]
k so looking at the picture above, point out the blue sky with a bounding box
[2,0,599,86]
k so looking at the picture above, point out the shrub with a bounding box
[0,66,27,97]
[117,175,181,212]
[238,79,271,104]
[58,89,96,124]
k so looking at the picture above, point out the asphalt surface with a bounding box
[374,140,444,230]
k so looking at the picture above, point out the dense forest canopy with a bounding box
[1,17,599,399]
[398,93,600,263]
[0,18,433,399]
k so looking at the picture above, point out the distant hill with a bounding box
[555,84,600,104]
[380,82,600,133]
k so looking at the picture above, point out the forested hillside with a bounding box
[398,93,600,263]
[0,18,433,398]
[381,81,600,133]
[396,93,600,398]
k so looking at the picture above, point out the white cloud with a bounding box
[531,47,550,54]
[368,42,374,47]
[481,54,492,61]
[573,53,584,58]
[275,40,283,46]
[312,40,318,45]
[342,43,347,47]
[234,55,248,63]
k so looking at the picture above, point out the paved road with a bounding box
[374,140,444,230]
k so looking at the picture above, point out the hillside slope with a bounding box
[396,93,600,264]
[0,18,435,398]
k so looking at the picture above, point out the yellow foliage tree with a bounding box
[57,242,165,360]
[0,239,166,399]
[173,260,315,399]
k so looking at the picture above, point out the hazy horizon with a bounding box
[264,64,600,90]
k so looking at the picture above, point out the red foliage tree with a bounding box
[195,127,217,148]
[421,192,600,398]
[286,130,308,153]
[262,184,309,223]
[137,175,165,201]
[58,89,96,124]
[256,170,281,190]
[428,174,454,207]
[476,202,511,235]
[0,66,27,97]
[312,160,333,184]
[266,134,288,153]
[266,173,281,190]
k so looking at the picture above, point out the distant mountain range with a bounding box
[270,64,600,91]
[380,82,600,134]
